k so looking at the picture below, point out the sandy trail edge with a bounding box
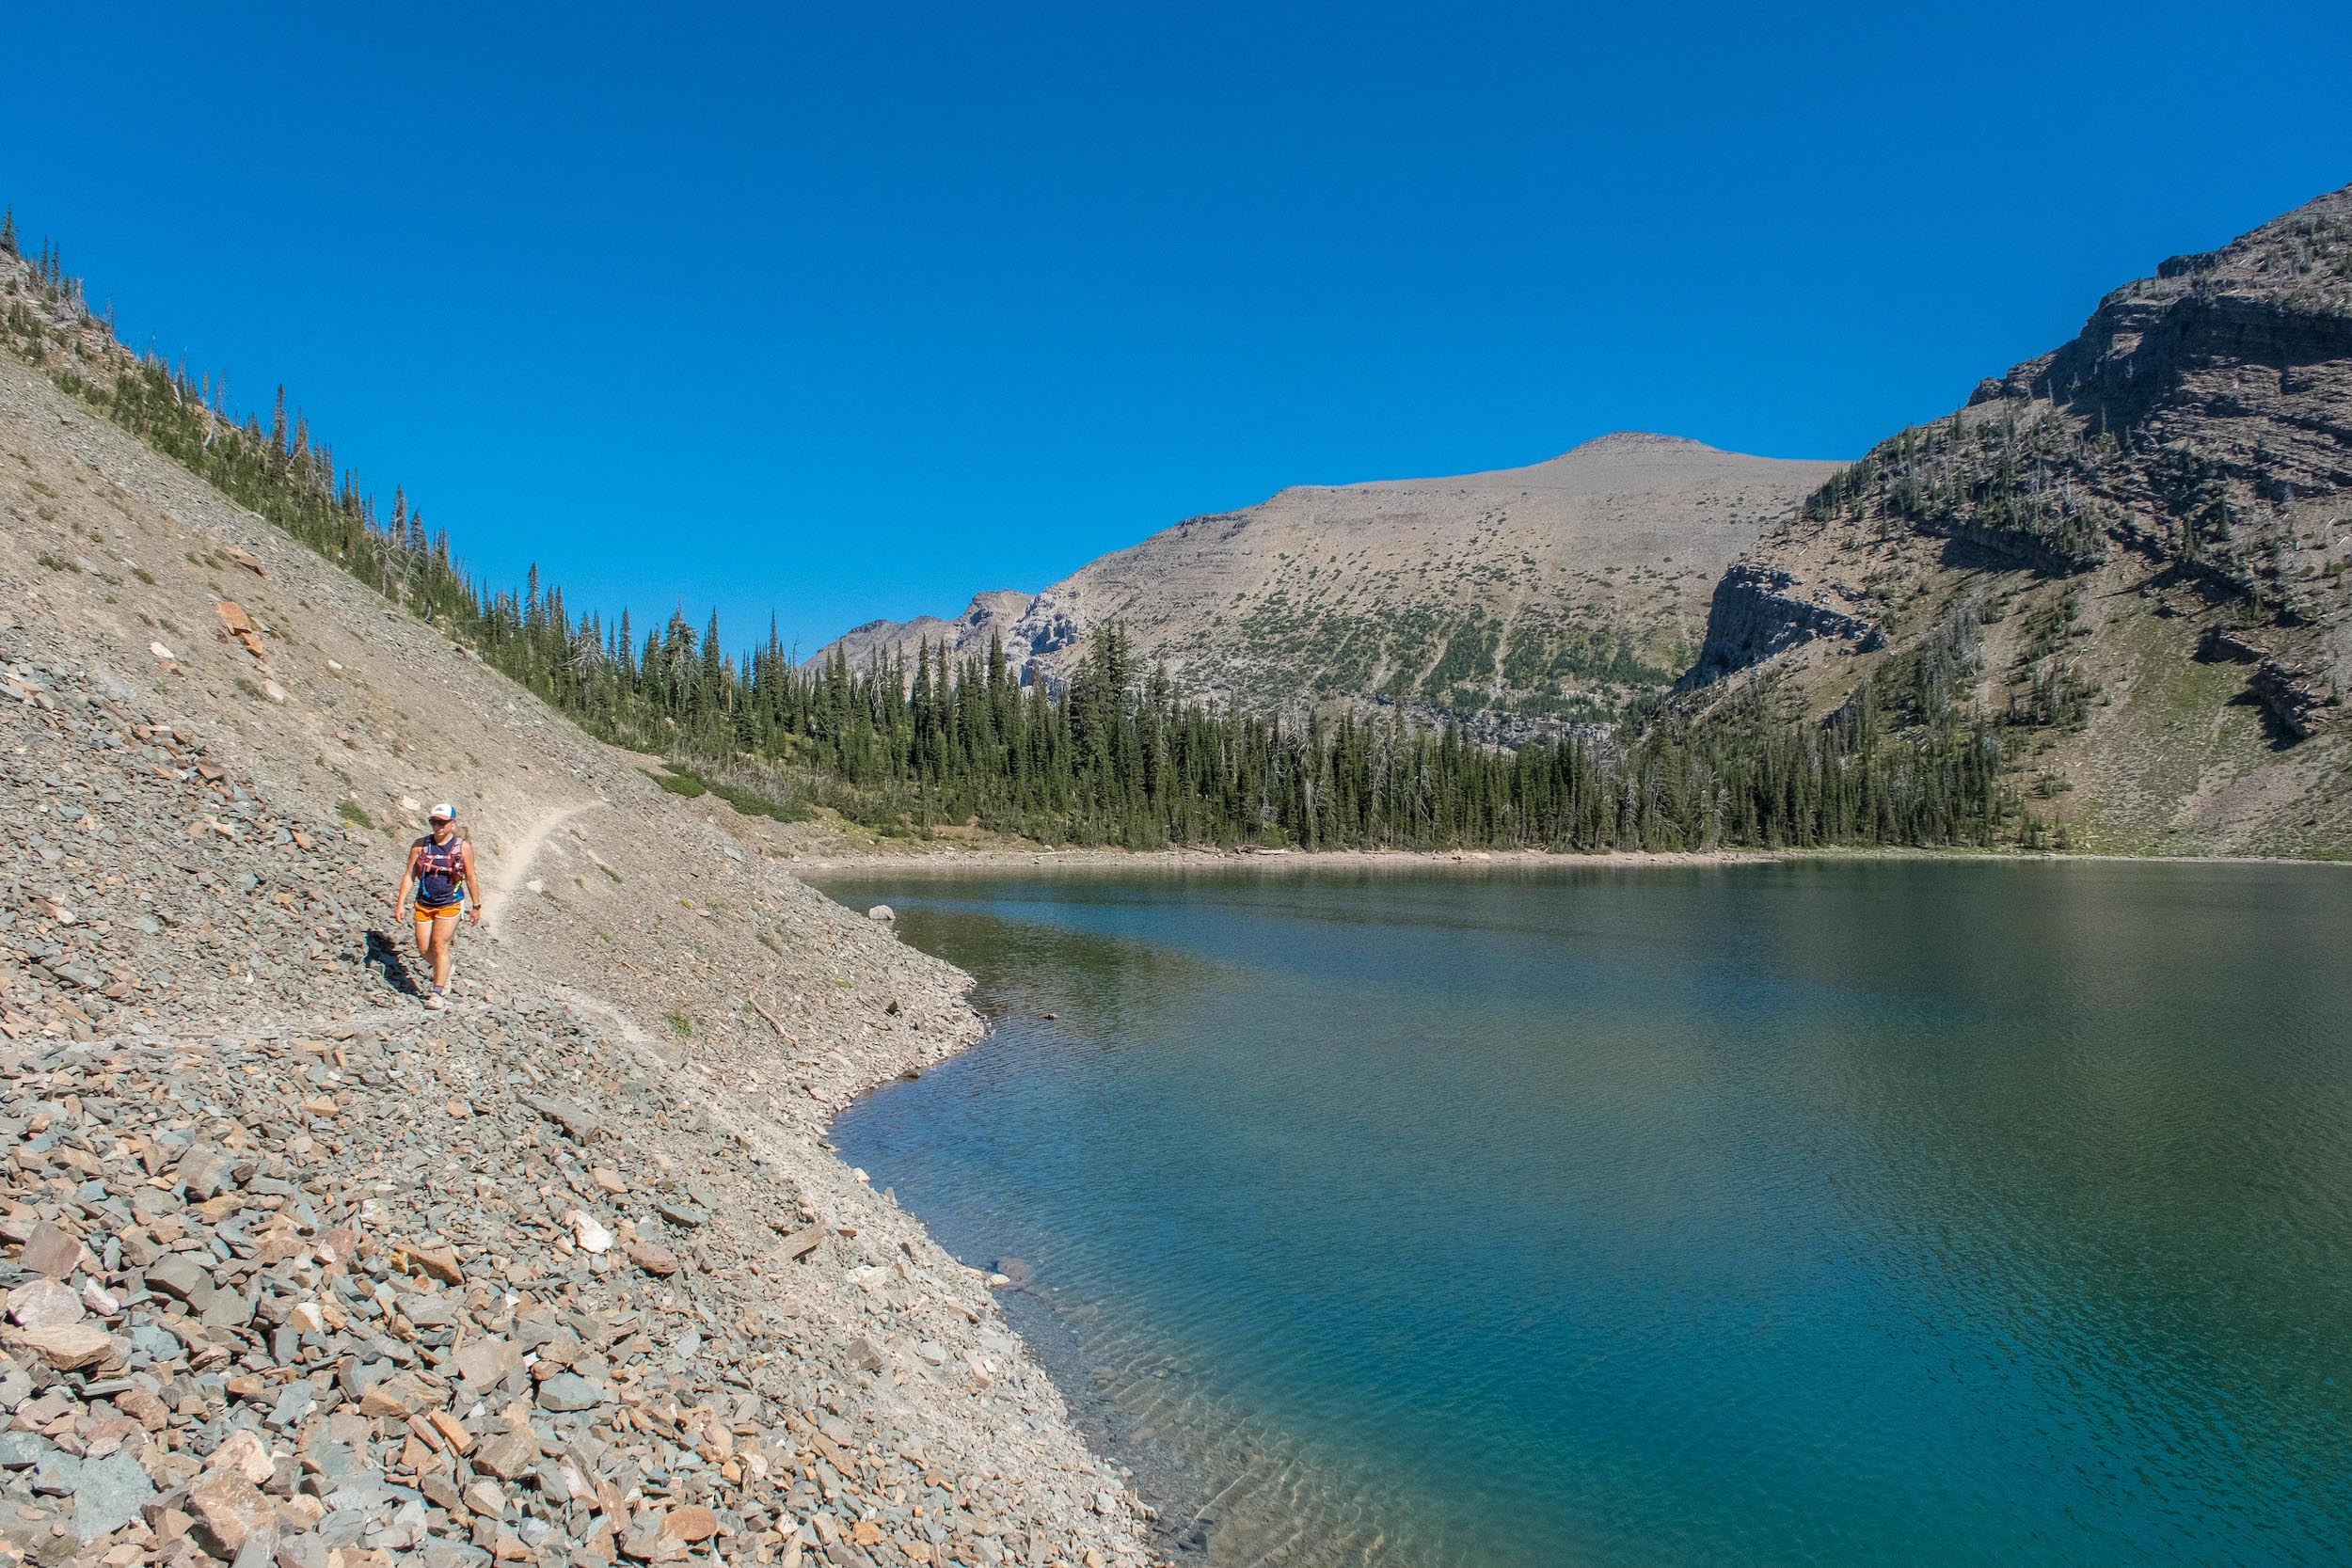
[485,799,599,930]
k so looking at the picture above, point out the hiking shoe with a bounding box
[424,991,448,1011]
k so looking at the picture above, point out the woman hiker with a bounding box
[391,802,481,1009]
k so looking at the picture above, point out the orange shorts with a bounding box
[414,901,462,935]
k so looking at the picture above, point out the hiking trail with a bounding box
[488,800,598,931]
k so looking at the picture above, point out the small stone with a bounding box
[461,1480,505,1519]
[660,1507,718,1544]
[469,1429,536,1481]
[866,905,895,925]
[30,1449,79,1496]
[589,1168,626,1195]
[452,1336,517,1390]
[357,1372,444,1419]
[570,1212,612,1255]
[188,1467,275,1556]
[206,1429,277,1485]
[72,1449,156,1543]
[17,1223,84,1280]
[516,1096,601,1144]
[426,1412,474,1455]
[625,1242,677,1277]
[844,1337,884,1374]
[395,1242,463,1286]
[114,1386,170,1432]
[6,1279,84,1330]
[534,1372,600,1413]
[13,1322,117,1371]
[417,1471,464,1515]
[0,1431,55,1471]
[144,1255,215,1304]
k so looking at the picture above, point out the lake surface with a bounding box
[818,861,2352,1567]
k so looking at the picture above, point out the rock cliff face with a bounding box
[1683,567,1884,688]
[1683,182,2352,854]
[810,591,1036,675]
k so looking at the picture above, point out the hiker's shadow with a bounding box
[364,930,423,997]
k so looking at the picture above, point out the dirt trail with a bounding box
[486,799,598,930]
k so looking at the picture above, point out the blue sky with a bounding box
[8,4,2349,653]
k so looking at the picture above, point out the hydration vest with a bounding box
[417,835,465,905]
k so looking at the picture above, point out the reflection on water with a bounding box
[823,862,2352,1568]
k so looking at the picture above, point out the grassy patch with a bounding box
[337,800,375,830]
[643,766,706,799]
[644,763,806,824]
[665,1007,693,1038]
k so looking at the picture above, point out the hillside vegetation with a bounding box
[1690,182,2352,856]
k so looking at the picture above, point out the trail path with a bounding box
[487,800,598,932]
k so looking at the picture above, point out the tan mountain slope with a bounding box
[1688,182,2352,856]
[0,318,1155,1560]
[822,435,1840,727]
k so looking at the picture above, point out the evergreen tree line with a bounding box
[4,219,2017,852]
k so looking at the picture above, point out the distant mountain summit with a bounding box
[816,433,1839,726]
[815,590,1037,673]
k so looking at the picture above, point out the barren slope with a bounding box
[818,436,1840,727]
[0,330,1155,1568]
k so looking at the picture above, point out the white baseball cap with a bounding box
[429,802,455,821]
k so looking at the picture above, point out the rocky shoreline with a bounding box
[0,350,1157,1568]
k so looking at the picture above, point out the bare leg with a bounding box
[430,921,456,991]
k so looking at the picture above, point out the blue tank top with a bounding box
[417,835,465,905]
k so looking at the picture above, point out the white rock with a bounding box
[866,905,895,924]
[149,641,175,661]
[571,1212,613,1254]
[526,879,545,895]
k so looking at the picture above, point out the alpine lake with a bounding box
[814,859,2352,1568]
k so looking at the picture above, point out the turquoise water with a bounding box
[820,862,2352,1567]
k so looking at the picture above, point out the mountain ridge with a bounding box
[1684,179,2352,853]
[814,431,1842,729]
